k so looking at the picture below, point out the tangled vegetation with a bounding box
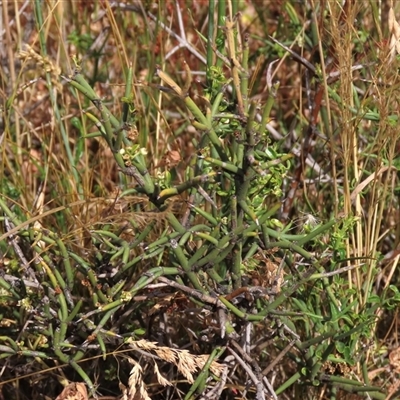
[1,1,400,399]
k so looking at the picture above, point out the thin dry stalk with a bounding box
[326,0,363,300]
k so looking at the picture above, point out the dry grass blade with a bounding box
[350,166,396,202]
